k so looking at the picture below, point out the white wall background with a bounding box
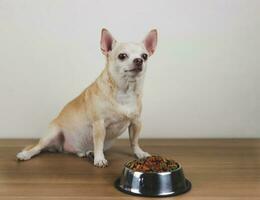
[0,0,259,138]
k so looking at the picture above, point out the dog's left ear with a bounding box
[143,29,158,56]
[100,28,116,56]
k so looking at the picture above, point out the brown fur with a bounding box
[16,29,157,167]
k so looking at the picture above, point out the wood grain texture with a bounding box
[0,139,259,200]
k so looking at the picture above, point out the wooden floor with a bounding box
[0,139,259,200]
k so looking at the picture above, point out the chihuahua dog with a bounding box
[16,29,157,167]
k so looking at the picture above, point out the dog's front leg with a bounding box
[128,119,150,159]
[93,120,108,167]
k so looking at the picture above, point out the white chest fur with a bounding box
[104,89,138,140]
[116,87,139,118]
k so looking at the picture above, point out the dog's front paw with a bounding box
[134,147,151,159]
[135,151,150,159]
[94,157,108,168]
[16,151,32,161]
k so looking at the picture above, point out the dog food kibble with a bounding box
[126,156,179,172]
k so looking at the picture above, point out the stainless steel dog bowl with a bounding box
[115,162,191,197]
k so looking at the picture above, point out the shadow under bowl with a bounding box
[115,162,191,197]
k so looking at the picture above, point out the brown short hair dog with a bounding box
[17,29,157,167]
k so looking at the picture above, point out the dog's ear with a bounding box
[100,28,116,56]
[143,29,157,56]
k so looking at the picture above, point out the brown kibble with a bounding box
[126,156,178,172]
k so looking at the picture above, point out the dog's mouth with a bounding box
[125,67,143,73]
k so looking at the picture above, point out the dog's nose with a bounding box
[133,58,143,67]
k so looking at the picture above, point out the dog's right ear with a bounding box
[100,29,116,56]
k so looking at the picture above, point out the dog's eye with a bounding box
[118,53,128,60]
[141,53,148,61]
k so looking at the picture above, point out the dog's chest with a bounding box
[104,90,138,139]
[117,90,138,114]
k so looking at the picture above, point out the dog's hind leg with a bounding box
[16,123,62,161]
